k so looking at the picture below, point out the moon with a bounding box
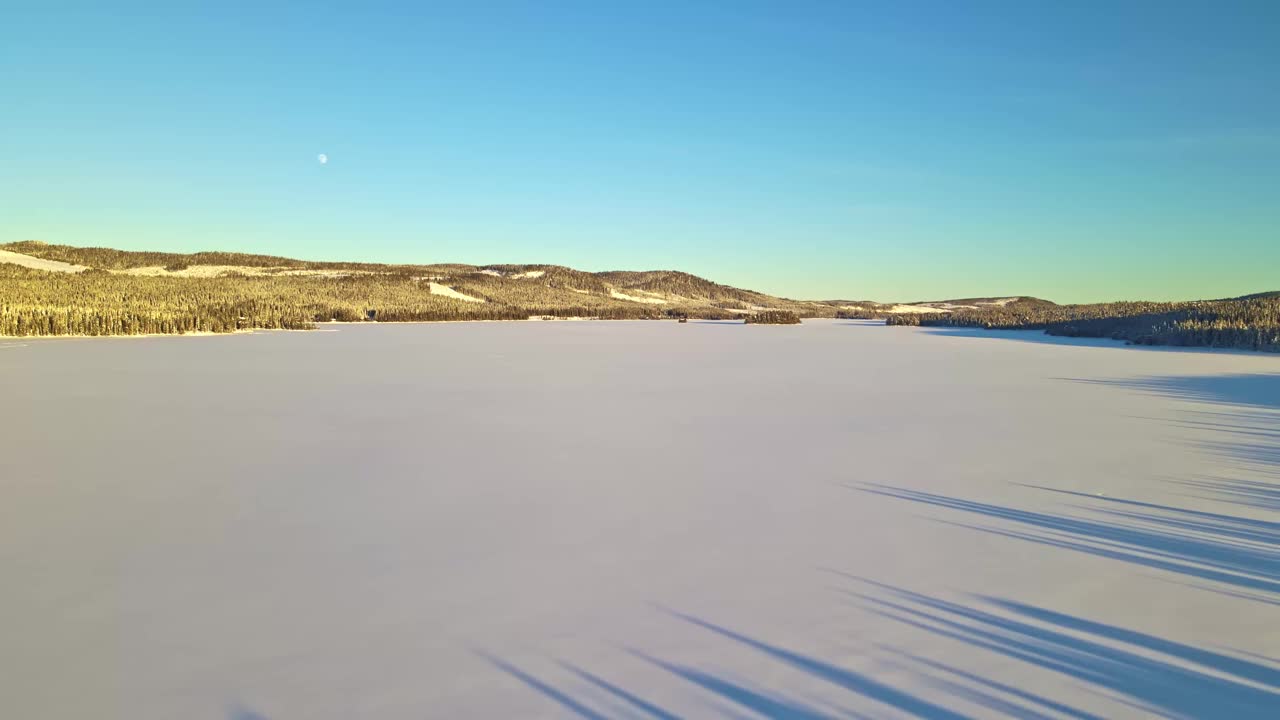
[317,153,328,165]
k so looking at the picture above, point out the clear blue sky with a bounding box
[3,1,1277,302]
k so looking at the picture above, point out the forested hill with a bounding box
[885,295,1280,352]
[0,242,831,336]
[4,242,1276,351]
[822,296,1057,318]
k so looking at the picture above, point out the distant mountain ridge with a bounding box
[0,242,1077,313]
[816,296,1057,317]
[0,241,795,305]
[0,241,832,335]
[2,241,1275,350]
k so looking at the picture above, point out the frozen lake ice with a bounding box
[1,319,1277,718]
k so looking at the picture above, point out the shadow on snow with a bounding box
[1071,373,1280,509]
[484,371,1280,718]
[858,483,1280,596]
[482,588,1279,719]
[1064,373,1280,413]
[844,580,1280,719]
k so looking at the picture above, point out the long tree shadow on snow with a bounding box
[853,373,1280,592]
[483,649,837,719]
[860,483,1280,596]
[842,580,1280,719]
[1066,373,1280,412]
[1068,373,1280,513]
[1178,476,1280,512]
[481,590,1279,719]
[486,372,1280,717]
[482,616,1059,719]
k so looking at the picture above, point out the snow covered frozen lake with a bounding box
[2,319,1277,719]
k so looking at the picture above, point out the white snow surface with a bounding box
[0,248,88,273]
[886,304,950,314]
[427,282,485,303]
[610,289,669,304]
[476,269,544,279]
[1,320,1277,719]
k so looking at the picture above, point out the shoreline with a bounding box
[0,327,320,342]
[2,319,1277,356]
[0,317,691,342]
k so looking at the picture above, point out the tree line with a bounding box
[744,310,802,324]
[0,264,813,337]
[885,297,1280,352]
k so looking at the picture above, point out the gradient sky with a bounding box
[3,1,1278,302]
